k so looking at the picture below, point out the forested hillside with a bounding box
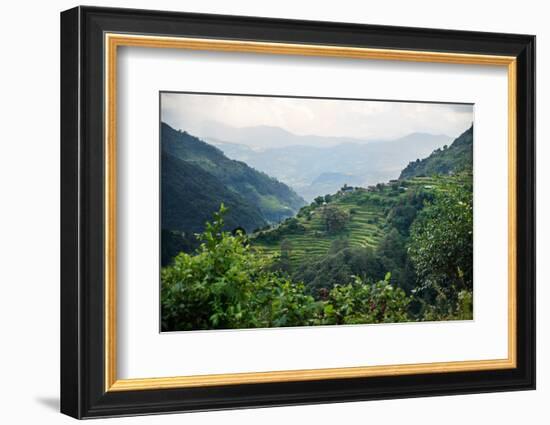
[162,123,305,223]
[399,125,473,179]
[162,151,267,233]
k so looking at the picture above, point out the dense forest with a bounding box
[161,124,474,331]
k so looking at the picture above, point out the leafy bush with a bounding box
[293,245,386,294]
[322,274,411,325]
[418,289,473,321]
[408,180,473,319]
[161,205,321,331]
[285,218,306,234]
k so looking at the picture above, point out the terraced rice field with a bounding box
[251,175,469,266]
[252,193,389,266]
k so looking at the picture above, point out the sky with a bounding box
[161,92,473,144]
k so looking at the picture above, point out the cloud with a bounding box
[161,92,473,144]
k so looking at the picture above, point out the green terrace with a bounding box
[250,174,471,266]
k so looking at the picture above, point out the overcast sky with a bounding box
[161,92,473,143]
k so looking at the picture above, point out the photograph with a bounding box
[160,92,474,332]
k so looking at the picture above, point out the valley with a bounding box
[161,121,473,316]
[159,93,474,331]
[210,132,452,201]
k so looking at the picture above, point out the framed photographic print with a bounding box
[60,6,536,419]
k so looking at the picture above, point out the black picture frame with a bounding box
[61,5,536,419]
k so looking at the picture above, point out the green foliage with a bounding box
[322,274,411,325]
[408,180,473,319]
[161,205,321,331]
[322,204,350,233]
[293,245,385,294]
[386,189,433,236]
[456,290,474,320]
[284,217,306,234]
[161,150,266,241]
[418,289,473,321]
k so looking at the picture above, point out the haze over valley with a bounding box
[207,127,452,201]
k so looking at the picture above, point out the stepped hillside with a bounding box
[250,125,474,290]
[161,122,306,223]
[251,176,463,266]
[399,125,473,179]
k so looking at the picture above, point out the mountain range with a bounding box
[195,120,386,149]
[210,132,452,201]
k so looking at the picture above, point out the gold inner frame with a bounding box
[104,33,518,392]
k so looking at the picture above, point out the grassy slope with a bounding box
[251,175,465,265]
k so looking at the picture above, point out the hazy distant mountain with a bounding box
[201,120,381,149]
[212,131,452,201]
[300,172,364,202]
